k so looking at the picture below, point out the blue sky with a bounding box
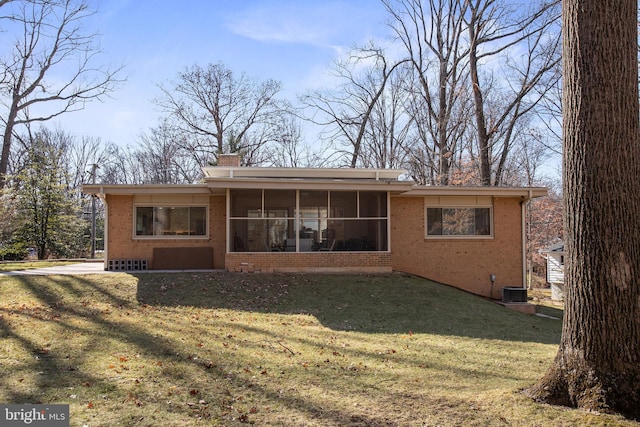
[52,0,391,146]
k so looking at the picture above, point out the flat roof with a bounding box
[401,186,548,198]
[203,166,406,181]
[82,167,547,199]
[83,183,547,199]
[82,184,222,196]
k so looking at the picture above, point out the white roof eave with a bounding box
[399,186,548,198]
[202,166,406,181]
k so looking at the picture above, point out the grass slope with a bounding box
[0,272,633,426]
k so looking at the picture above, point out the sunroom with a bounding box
[228,189,388,253]
[201,164,411,258]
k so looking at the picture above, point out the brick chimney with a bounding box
[218,153,240,167]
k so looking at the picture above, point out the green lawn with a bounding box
[0,272,633,426]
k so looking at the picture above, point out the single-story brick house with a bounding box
[82,154,546,297]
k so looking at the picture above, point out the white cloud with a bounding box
[224,1,380,48]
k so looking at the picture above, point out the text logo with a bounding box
[1,404,69,426]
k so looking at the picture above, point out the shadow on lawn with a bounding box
[135,272,562,345]
[0,274,447,426]
[0,275,179,405]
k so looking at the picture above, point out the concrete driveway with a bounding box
[0,261,108,276]
[0,262,223,276]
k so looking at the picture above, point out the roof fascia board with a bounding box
[83,183,547,199]
[203,166,405,180]
[82,184,216,196]
[398,186,548,198]
[204,178,413,192]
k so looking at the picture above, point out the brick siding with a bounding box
[225,252,391,273]
[106,194,226,269]
[390,196,523,296]
[106,193,525,297]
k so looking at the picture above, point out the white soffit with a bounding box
[202,166,406,181]
[404,186,548,198]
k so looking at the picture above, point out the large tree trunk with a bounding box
[526,0,640,419]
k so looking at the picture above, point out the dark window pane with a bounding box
[330,191,357,218]
[474,208,491,235]
[328,219,387,251]
[426,208,443,235]
[231,219,247,251]
[136,207,154,236]
[230,219,268,252]
[265,218,292,251]
[359,192,387,217]
[230,218,295,252]
[190,207,207,235]
[299,191,328,218]
[265,190,295,218]
[231,189,262,217]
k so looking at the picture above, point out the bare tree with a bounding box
[155,62,287,166]
[300,46,409,168]
[384,0,472,184]
[135,120,202,184]
[263,113,313,167]
[465,0,560,185]
[64,135,111,196]
[359,64,414,169]
[0,0,123,188]
[526,0,640,418]
[97,143,139,184]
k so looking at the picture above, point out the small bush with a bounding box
[0,243,28,261]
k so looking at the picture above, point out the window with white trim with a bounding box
[425,196,492,238]
[135,206,207,237]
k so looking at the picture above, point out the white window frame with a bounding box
[424,196,493,239]
[133,204,209,240]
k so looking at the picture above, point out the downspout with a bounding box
[99,188,108,271]
[521,190,533,289]
[387,191,391,253]
[226,188,230,257]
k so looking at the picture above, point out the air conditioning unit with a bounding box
[502,286,527,303]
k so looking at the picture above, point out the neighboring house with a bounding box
[82,154,547,298]
[542,241,565,300]
[544,242,565,285]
